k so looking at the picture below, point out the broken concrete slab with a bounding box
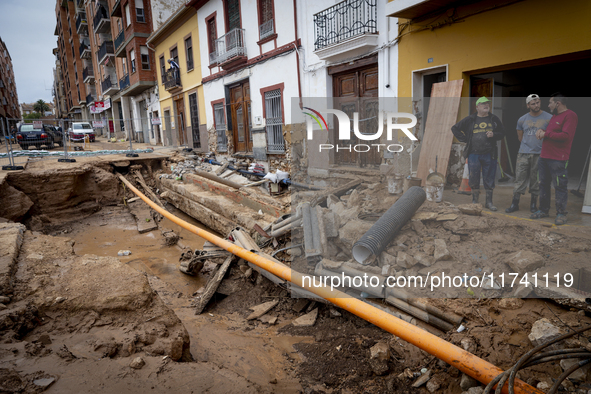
[505,250,545,274]
[436,213,458,221]
[292,308,318,327]
[246,300,279,320]
[460,374,481,391]
[127,202,158,234]
[369,342,390,360]
[434,239,451,261]
[458,204,482,216]
[413,212,438,221]
[396,251,416,269]
[528,318,562,349]
[259,315,278,325]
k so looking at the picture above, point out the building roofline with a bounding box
[146,5,195,46]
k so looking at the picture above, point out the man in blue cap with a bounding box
[452,96,505,210]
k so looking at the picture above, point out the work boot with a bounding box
[555,214,567,226]
[485,190,497,211]
[505,194,520,213]
[530,210,549,219]
[471,191,480,204]
[530,195,538,213]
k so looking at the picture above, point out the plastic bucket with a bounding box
[403,177,422,193]
[425,182,444,203]
[387,174,404,194]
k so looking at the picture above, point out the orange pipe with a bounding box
[120,175,542,394]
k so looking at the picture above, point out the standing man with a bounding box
[531,93,578,225]
[452,96,505,211]
[506,94,552,213]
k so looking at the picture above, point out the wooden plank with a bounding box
[194,255,235,315]
[416,80,464,186]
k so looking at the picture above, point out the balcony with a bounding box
[82,66,94,83]
[215,28,247,70]
[259,19,274,41]
[385,0,456,20]
[86,93,94,105]
[163,68,181,92]
[97,40,114,65]
[101,75,119,95]
[76,12,88,35]
[93,5,110,34]
[114,29,125,52]
[313,0,378,61]
[119,73,130,91]
[79,42,91,59]
[111,0,122,17]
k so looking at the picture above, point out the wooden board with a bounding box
[416,80,464,186]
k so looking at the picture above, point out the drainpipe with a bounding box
[117,174,542,394]
[293,0,303,109]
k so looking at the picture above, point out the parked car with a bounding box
[68,122,96,142]
[16,123,64,150]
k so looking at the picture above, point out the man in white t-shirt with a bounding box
[505,94,552,213]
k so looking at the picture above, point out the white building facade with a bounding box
[190,0,300,168]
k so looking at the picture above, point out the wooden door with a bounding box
[333,64,380,166]
[470,78,493,110]
[175,98,187,146]
[230,82,252,152]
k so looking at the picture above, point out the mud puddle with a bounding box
[64,205,306,392]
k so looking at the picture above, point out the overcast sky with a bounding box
[0,0,56,105]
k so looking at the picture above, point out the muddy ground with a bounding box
[1,160,591,393]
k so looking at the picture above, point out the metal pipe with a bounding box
[385,296,454,332]
[268,219,302,238]
[117,173,542,394]
[352,186,426,264]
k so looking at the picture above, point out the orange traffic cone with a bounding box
[457,159,471,195]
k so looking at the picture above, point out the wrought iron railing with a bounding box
[79,42,90,57]
[101,75,118,93]
[75,13,87,32]
[97,40,114,63]
[119,73,130,91]
[114,29,125,50]
[163,68,181,91]
[313,0,377,51]
[259,19,274,40]
[93,5,109,31]
[82,66,94,81]
[215,28,246,65]
[264,89,285,152]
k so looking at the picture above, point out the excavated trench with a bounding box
[2,157,591,393]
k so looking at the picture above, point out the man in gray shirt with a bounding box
[506,94,552,213]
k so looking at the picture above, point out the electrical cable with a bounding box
[483,324,591,394]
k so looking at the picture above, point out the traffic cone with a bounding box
[457,159,471,195]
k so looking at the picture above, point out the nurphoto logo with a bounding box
[303,108,418,153]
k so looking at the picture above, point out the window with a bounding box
[159,56,165,84]
[170,47,178,65]
[136,0,145,22]
[188,93,200,149]
[225,0,240,32]
[129,49,136,73]
[213,102,227,151]
[206,16,217,63]
[124,3,131,27]
[140,46,150,70]
[264,89,285,152]
[258,0,274,39]
[185,36,193,70]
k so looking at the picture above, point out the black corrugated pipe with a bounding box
[352,186,426,265]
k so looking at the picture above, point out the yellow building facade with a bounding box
[388,0,591,174]
[147,6,207,150]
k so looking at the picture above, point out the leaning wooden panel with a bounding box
[416,80,464,186]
